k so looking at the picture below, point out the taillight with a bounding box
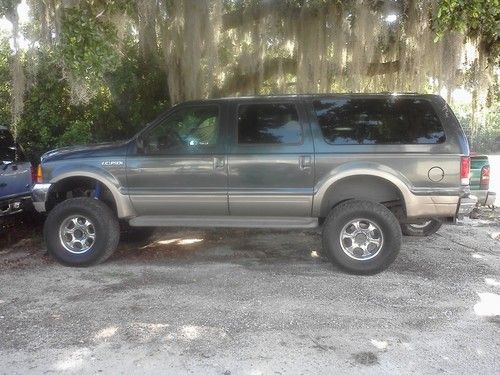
[36,164,44,183]
[30,165,36,183]
[460,156,470,185]
[480,165,490,190]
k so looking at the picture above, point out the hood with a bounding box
[41,140,131,162]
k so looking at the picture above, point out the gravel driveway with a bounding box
[1,216,499,374]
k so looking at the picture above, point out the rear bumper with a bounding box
[0,195,32,217]
[31,183,52,212]
[406,193,477,219]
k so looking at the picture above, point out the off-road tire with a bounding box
[401,219,442,237]
[322,200,402,274]
[44,198,120,266]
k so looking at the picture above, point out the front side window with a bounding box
[238,103,302,145]
[313,98,446,145]
[141,106,219,154]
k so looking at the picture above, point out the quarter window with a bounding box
[313,98,446,145]
[141,106,219,154]
[238,103,302,145]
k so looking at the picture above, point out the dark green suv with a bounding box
[32,94,477,273]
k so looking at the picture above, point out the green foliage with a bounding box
[16,38,169,160]
[0,0,20,18]
[454,103,500,153]
[59,5,121,85]
[434,0,500,61]
[0,0,498,158]
[0,35,11,127]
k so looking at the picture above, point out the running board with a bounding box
[129,216,318,229]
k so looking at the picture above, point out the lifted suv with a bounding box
[32,94,476,273]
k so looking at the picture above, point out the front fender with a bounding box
[48,164,135,219]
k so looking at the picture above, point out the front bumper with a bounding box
[31,183,52,212]
[457,195,478,218]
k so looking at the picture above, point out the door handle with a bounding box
[299,155,312,170]
[213,156,225,170]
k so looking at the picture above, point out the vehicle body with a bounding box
[32,94,476,273]
[470,153,496,207]
[0,126,33,216]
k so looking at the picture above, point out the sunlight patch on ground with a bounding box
[370,339,388,350]
[135,322,169,333]
[95,326,118,340]
[54,348,91,371]
[181,325,201,340]
[474,292,500,317]
[156,238,181,245]
[178,238,203,245]
[485,278,500,287]
[155,238,204,246]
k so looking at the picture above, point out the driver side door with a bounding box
[126,103,228,216]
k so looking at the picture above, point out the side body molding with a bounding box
[312,161,414,217]
[49,165,136,219]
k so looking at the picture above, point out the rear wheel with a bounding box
[44,198,120,266]
[401,219,442,237]
[322,200,402,274]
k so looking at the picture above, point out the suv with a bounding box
[32,94,476,273]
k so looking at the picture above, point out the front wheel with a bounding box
[400,219,442,237]
[322,200,402,274]
[44,198,120,266]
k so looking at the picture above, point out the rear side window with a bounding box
[238,103,302,144]
[313,98,446,145]
[0,129,17,161]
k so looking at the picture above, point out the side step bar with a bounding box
[129,216,319,229]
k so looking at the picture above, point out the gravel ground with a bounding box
[0,214,499,374]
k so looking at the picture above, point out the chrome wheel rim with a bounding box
[59,215,96,254]
[340,218,384,261]
[408,220,432,229]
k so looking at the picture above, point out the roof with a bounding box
[180,92,438,106]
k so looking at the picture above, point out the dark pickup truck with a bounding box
[32,94,477,273]
[0,126,33,216]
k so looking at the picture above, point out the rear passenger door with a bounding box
[227,100,314,216]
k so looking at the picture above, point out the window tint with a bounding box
[0,129,16,161]
[0,129,14,148]
[142,106,219,154]
[238,103,302,144]
[313,98,445,145]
